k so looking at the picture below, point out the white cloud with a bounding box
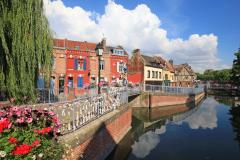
[44,0,226,72]
[131,125,166,158]
[176,98,219,129]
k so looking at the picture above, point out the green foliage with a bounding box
[232,49,240,86]
[0,0,53,104]
[196,69,232,83]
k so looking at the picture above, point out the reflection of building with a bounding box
[128,49,175,86]
[174,63,196,87]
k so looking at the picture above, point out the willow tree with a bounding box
[0,0,53,104]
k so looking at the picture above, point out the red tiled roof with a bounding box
[53,39,97,51]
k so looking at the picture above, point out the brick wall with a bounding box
[130,92,205,108]
[62,107,132,160]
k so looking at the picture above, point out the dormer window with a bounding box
[113,49,124,55]
[75,45,80,50]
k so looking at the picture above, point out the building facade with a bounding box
[174,63,197,87]
[53,38,128,97]
[51,47,66,95]
[89,39,128,86]
[65,49,90,96]
[128,49,175,86]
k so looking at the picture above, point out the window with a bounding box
[75,58,87,70]
[117,62,125,73]
[152,71,155,78]
[159,72,161,79]
[77,77,83,88]
[147,70,150,78]
[165,74,168,80]
[155,71,158,79]
[113,49,124,55]
[75,45,80,50]
[100,60,104,70]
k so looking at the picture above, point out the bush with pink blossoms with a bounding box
[0,106,63,159]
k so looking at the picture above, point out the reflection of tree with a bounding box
[229,106,240,146]
[214,96,233,106]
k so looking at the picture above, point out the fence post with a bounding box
[48,89,50,103]
[72,103,76,131]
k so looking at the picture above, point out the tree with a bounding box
[0,0,53,104]
[232,48,240,86]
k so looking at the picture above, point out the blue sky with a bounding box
[45,0,240,71]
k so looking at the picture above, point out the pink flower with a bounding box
[48,111,55,116]
[26,117,33,123]
[0,111,5,117]
[16,110,22,117]
[11,107,18,112]
[16,117,25,123]
[53,117,60,126]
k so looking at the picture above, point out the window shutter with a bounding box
[74,59,78,70]
[77,77,83,88]
[117,62,119,72]
[83,59,87,70]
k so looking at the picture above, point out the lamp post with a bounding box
[95,43,103,94]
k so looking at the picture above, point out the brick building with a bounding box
[128,49,175,86]
[65,49,90,95]
[89,39,128,86]
[53,39,95,96]
[52,38,128,97]
[174,63,197,87]
[51,47,66,95]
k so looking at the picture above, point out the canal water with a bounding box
[108,96,240,160]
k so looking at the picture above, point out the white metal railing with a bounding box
[144,84,204,95]
[33,87,128,134]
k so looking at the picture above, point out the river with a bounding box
[108,96,240,160]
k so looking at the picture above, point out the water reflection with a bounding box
[229,105,240,146]
[131,101,203,159]
[131,126,166,158]
[176,98,219,129]
[108,97,240,160]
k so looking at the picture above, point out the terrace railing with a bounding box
[144,84,204,95]
[34,87,128,135]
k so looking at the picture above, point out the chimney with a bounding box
[101,38,106,51]
[133,49,140,54]
[169,59,173,66]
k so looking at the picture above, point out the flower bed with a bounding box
[0,106,63,159]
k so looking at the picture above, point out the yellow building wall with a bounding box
[144,66,163,82]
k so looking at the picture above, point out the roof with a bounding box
[53,39,96,51]
[174,63,196,75]
[141,55,166,69]
[53,38,128,55]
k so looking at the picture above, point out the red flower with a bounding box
[34,127,52,135]
[12,144,32,155]
[8,137,18,144]
[0,118,11,133]
[43,127,52,133]
[32,139,40,147]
